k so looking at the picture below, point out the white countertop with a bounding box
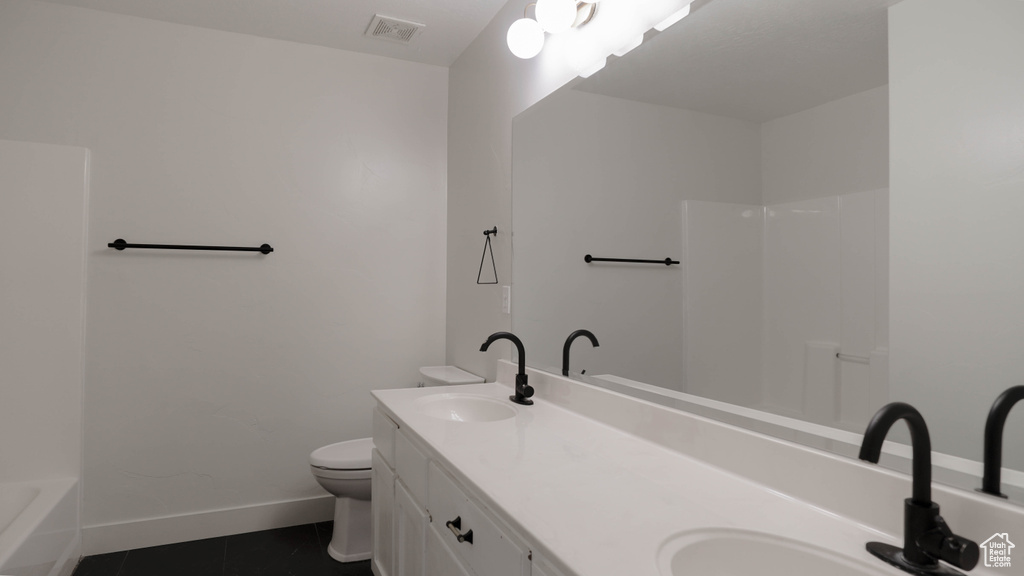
[372,369,1016,576]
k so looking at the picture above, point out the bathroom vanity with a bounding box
[370,361,1021,576]
[372,395,535,576]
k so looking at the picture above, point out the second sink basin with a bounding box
[657,529,890,576]
[415,393,516,423]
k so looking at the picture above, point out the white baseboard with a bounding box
[81,495,335,556]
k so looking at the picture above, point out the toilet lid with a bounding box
[309,438,373,469]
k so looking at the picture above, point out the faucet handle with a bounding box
[917,516,979,570]
[510,373,535,405]
[515,373,534,399]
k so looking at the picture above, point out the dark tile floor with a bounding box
[73,522,373,576]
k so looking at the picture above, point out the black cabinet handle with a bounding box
[445,516,474,545]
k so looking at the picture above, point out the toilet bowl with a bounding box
[310,366,483,563]
[309,437,373,562]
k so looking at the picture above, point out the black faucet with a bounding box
[480,331,534,405]
[562,329,599,376]
[978,385,1024,498]
[858,402,979,576]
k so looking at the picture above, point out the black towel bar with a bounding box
[108,239,273,254]
[584,254,678,266]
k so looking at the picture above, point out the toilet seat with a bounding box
[310,437,373,470]
[310,466,371,480]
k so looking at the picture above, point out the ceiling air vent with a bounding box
[365,15,425,44]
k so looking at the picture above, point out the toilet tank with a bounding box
[418,366,484,387]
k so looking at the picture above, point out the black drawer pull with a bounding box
[446,516,474,545]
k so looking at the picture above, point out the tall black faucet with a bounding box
[978,385,1024,498]
[562,329,599,376]
[480,331,534,405]
[858,402,979,576]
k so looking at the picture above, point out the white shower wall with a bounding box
[761,196,841,415]
[683,190,888,430]
[0,139,88,484]
[761,190,889,428]
[755,83,890,429]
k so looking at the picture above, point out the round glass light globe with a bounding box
[535,0,577,34]
[507,18,545,59]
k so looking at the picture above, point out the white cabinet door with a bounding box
[395,480,428,576]
[372,449,396,576]
[426,524,473,576]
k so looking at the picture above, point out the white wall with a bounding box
[447,0,560,382]
[447,0,694,381]
[0,139,89,484]
[890,0,1024,470]
[683,200,763,406]
[761,85,889,205]
[0,0,448,551]
[758,86,889,429]
[512,89,762,388]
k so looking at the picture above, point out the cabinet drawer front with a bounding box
[395,430,429,505]
[427,462,529,576]
[373,407,398,468]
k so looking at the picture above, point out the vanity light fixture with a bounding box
[507,1,599,59]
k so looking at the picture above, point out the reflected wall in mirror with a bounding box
[512,0,1024,502]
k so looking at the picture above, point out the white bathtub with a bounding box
[0,478,78,576]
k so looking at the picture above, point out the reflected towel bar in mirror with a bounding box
[836,352,870,365]
[108,238,274,254]
[584,254,679,266]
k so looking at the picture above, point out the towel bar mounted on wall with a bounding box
[584,254,679,266]
[108,239,274,254]
[836,352,870,364]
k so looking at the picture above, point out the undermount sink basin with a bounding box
[657,529,889,576]
[416,393,516,423]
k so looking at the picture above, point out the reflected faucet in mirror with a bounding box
[858,402,979,576]
[480,331,535,406]
[979,385,1024,498]
[562,329,599,376]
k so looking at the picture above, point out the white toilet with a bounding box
[309,366,484,563]
[309,437,374,562]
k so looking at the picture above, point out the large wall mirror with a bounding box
[512,0,1024,503]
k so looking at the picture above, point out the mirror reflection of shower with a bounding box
[514,86,888,432]
[511,0,892,435]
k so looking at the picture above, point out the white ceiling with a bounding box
[576,0,900,123]
[34,0,510,67]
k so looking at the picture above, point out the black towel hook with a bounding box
[477,227,498,284]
